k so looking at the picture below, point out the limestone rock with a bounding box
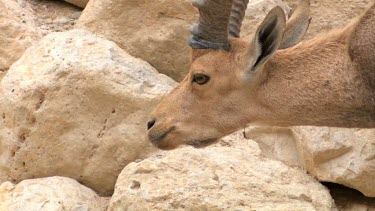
[0,0,40,80]
[0,29,176,195]
[76,0,289,81]
[244,126,303,168]
[0,123,15,185]
[109,144,336,210]
[293,127,375,197]
[0,176,108,211]
[0,88,13,183]
[64,0,89,8]
[244,126,375,197]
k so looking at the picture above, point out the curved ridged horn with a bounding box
[189,0,234,51]
[229,0,249,38]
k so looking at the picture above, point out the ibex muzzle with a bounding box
[148,0,375,150]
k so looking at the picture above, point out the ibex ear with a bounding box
[248,6,286,71]
[279,0,311,49]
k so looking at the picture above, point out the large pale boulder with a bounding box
[0,0,40,80]
[109,142,336,210]
[0,176,108,211]
[76,0,195,81]
[76,0,289,81]
[0,29,176,196]
[244,126,375,197]
[293,127,375,197]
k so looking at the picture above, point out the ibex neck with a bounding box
[258,28,375,128]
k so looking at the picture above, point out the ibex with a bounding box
[147,0,375,150]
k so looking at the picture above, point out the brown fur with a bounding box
[148,3,375,150]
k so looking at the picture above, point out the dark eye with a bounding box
[193,74,210,85]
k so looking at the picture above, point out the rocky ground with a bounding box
[28,0,81,36]
[0,0,81,79]
[0,0,374,210]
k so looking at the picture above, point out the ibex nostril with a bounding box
[147,119,156,130]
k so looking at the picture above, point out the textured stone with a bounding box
[0,176,108,211]
[0,29,176,196]
[293,127,375,197]
[76,0,289,81]
[0,0,40,80]
[0,88,12,183]
[109,143,336,210]
[244,126,303,168]
[244,126,375,197]
[64,0,89,8]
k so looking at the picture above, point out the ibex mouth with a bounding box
[187,138,218,148]
[148,126,175,143]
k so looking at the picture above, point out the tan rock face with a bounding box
[0,89,12,183]
[0,0,40,80]
[76,0,195,81]
[244,126,303,168]
[76,0,289,81]
[0,125,14,185]
[109,144,336,211]
[244,126,375,197]
[293,127,375,197]
[64,0,89,8]
[0,176,108,211]
[0,0,84,81]
[0,29,176,196]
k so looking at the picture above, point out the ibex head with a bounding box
[148,0,311,150]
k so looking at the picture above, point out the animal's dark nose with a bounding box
[147,119,156,130]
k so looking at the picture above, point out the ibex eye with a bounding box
[193,74,210,85]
